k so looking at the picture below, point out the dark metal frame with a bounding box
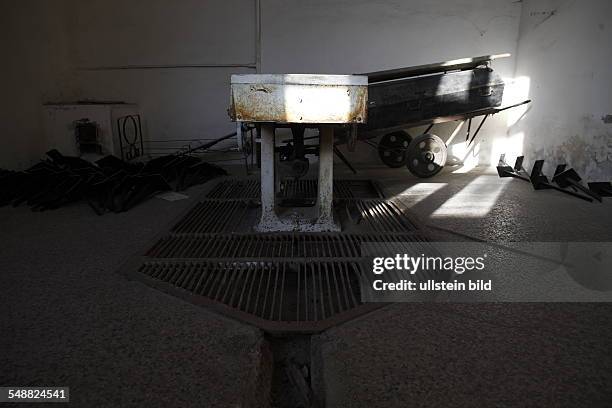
[366,100,531,158]
[117,114,145,161]
[497,154,605,203]
[116,178,433,334]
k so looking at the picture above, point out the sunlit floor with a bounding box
[351,164,612,242]
[320,164,612,407]
[1,163,611,407]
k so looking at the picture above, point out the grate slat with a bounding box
[205,179,385,200]
[127,179,441,332]
[147,233,428,259]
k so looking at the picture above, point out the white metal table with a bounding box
[230,74,368,232]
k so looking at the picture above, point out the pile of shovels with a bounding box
[0,149,226,214]
[497,154,612,203]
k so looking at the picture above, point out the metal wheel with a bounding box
[406,133,447,178]
[378,131,412,168]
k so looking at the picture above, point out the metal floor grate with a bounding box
[338,199,419,233]
[205,179,385,200]
[137,260,371,332]
[331,180,385,199]
[122,178,433,333]
[171,200,254,234]
[206,179,261,200]
[170,199,417,235]
[146,232,432,259]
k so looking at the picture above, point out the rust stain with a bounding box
[249,85,272,93]
[351,87,368,123]
[232,84,283,121]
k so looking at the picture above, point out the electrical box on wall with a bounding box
[43,103,142,160]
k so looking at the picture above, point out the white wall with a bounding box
[68,0,257,160]
[0,0,72,169]
[261,0,523,166]
[513,0,612,180]
[6,0,609,179]
[261,0,520,75]
[1,0,524,170]
[67,0,256,69]
[0,0,256,169]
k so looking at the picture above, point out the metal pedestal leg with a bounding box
[256,124,339,232]
[256,125,287,231]
[313,126,340,231]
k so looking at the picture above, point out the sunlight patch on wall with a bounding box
[502,76,531,127]
[490,132,525,167]
[432,175,509,218]
[451,141,480,174]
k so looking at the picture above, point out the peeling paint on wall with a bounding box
[530,133,612,181]
[515,0,612,180]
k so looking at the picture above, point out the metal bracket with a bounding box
[467,114,489,147]
[496,154,529,181]
[347,124,357,152]
[117,114,144,161]
[552,168,602,202]
[529,160,593,202]
[588,182,612,197]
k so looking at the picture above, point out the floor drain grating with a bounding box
[337,199,420,233]
[171,200,255,234]
[136,260,378,332]
[205,179,385,200]
[122,179,434,333]
[146,232,432,259]
[206,179,261,200]
[170,198,418,235]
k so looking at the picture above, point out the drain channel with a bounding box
[121,178,439,406]
[123,178,435,332]
[267,335,317,408]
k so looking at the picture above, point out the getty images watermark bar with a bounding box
[0,387,69,403]
[360,242,612,302]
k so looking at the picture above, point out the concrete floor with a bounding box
[0,184,268,408]
[1,164,612,407]
[318,164,612,407]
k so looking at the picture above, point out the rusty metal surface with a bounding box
[230,74,367,124]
